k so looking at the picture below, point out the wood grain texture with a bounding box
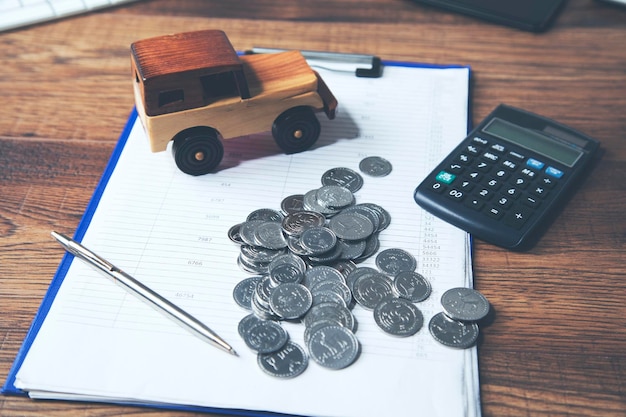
[1,0,625,416]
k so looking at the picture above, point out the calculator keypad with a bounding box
[427,136,566,230]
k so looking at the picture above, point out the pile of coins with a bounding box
[228,159,487,378]
[428,287,490,349]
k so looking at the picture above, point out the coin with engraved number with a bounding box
[307,325,360,369]
[257,341,308,378]
[280,194,305,215]
[359,156,393,177]
[428,312,479,349]
[393,271,431,303]
[328,211,374,241]
[300,226,337,255]
[374,297,424,337]
[440,287,490,321]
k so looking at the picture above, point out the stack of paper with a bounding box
[3,62,478,417]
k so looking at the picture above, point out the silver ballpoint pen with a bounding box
[51,231,238,356]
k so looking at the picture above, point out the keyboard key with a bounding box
[504,206,533,229]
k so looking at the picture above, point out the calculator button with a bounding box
[482,152,500,162]
[545,166,564,178]
[472,137,489,146]
[511,177,529,189]
[435,171,456,184]
[508,150,525,160]
[427,181,446,193]
[446,163,465,174]
[504,206,533,229]
[494,169,510,180]
[455,153,472,165]
[538,176,557,188]
[466,171,482,182]
[502,160,518,170]
[476,188,492,200]
[485,178,501,190]
[466,145,481,155]
[504,187,521,199]
[446,189,465,201]
[520,168,537,179]
[521,196,540,208]
[484,206,504,219]
[496,196,513,208]
[459,180,474,191]
[474,161,491,172]
[490,143,506,153]
[530,186,549,198]
[526,158,545,170]
[464,197,484,211]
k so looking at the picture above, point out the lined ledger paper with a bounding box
[8,63,478,417]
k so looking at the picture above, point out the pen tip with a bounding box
[230,348,239,357]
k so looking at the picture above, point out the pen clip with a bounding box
[247,47,383,78]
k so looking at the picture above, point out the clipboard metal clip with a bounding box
[248,47,383,78]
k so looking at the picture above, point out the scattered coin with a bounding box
[257,341,308,378]
[307,325,360,369]
[375,248,417,276]
[374,297,423,337]
[392,271,431,303]
[359,156,392,177]
[440,287,490,322]
[242,319,289,353]
[428,312,479,349]
[321,167,363,193]
[269,283,313,320]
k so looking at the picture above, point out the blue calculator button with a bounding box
[545,166,564,178]
[527,158,545,169]
[436,171,456,184]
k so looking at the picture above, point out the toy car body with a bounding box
[130,30,338,175]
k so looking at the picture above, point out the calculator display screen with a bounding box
[483,118,582,167]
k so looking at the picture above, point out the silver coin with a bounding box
[359,156,393,177]
[360,202,391,231]
[247,208,285,222]
[373,297,423,337]
[393,271,431,303]
[311,290,347,307]
[345,267,378,293]
[227,223,244,244]
[281,210,326,236]
[254,221,288,250]
[257,341,308,378]
[428,311,479,349]
[316,185,355,210]
[267,252,307,276]
[242,319,289,353]
[233,276,262,310]
[280,194,305,215]
[238,313,264,338]
[321,167,363,193]
[375,248,417,276]
[340,204,381,231]
[303,189,338,216]
[353,234,380,263]
[307,325,360,369]
[306,243,343,264]
[238,219,266,245]
[269,262,304,286]
[440,287,490,322]
[269,283,313,320]
[299,226,337,256]
[336,239,367,260]
[328,211,374,241]
[304,302,355,330]
[310,280,352,306]
[303,265,346,288]
[352,272,394,310]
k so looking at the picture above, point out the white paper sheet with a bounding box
[13,64,479,417]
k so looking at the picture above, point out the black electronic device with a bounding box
[412,0,567,32]
[414,104,600,250]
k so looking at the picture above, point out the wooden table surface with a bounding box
[1,1,625,416]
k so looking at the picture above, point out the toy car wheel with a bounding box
[172,127,224,176]
[272,106,321,154]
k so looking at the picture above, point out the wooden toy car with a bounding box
[130,30,338,175]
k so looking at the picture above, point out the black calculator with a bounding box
[414,104,601,250]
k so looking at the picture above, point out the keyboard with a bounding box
[0,0,139,33]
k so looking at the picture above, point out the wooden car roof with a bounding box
[131,30,241,81]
